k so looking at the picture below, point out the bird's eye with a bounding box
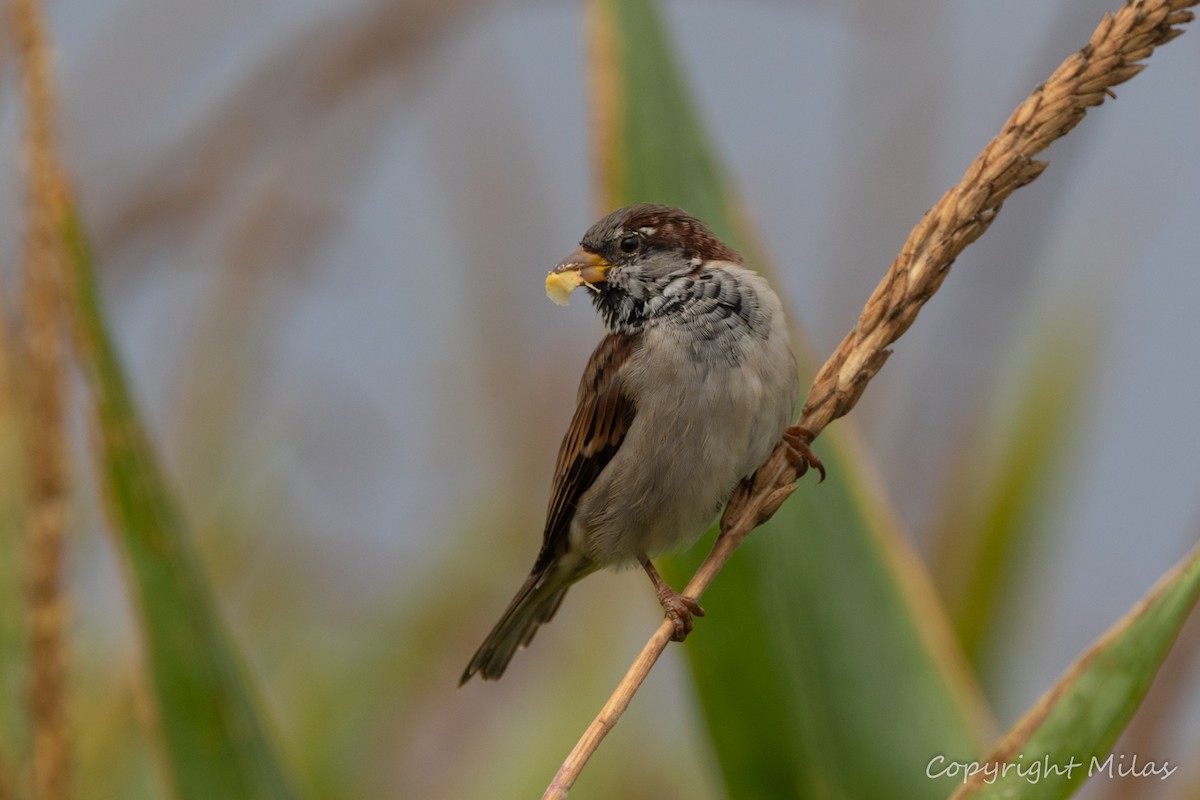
[618,234,640,254]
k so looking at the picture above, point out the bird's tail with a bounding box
[460,570,577,684]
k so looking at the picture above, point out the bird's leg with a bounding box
[641,559,704,642]
[783,424,826,483]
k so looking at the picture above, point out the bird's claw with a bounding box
[659,589,705,642]
[642,558,705,641]
[783,425,825,483]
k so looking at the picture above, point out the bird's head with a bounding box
[545,204,742,322]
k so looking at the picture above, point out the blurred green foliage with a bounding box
[0,1,1197,799]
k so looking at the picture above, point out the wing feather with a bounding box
[533,333,639,572]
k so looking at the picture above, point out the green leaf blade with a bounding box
[62,209,302,800]
[674,437,991,800]
[954,545,1200,800]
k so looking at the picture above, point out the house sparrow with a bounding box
[461,203,821,684]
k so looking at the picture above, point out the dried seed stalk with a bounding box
[12,0,72,797]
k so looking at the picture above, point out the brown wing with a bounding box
[533,332,639,573]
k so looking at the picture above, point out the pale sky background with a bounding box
[1,1,1198,797]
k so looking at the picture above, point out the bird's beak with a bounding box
[545,248,611,306]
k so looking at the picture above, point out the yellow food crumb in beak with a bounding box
[545,270,586,306]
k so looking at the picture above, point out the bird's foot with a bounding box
[642,559,705,641]
[660,588,705,642]
[783,425,826,483]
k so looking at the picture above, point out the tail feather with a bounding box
[460,572,571,684]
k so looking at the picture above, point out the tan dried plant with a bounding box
[10,0,73,797]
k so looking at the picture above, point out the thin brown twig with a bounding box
[12,0,72,797]
[0,301,16,800]
[545,1,1198,796]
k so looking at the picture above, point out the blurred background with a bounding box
[1,0,1198,798]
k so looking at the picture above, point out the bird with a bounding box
[460,203,822,684]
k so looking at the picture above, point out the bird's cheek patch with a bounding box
[546,270,588,306]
